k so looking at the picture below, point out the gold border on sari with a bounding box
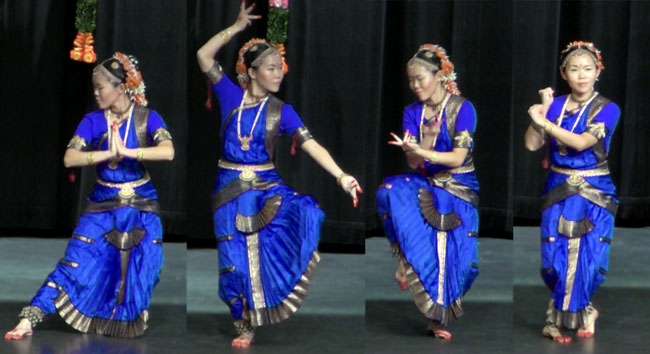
[417,188,462,231]
[103,227,147,250]
[246,251,321,327]
[59,259,79,268]
[47,281,149,338]
[246,232,266,310]
[71,235,94,243]
[562,238,581,311]
[558,215,594,238]
[436,231,448,305]
[235,195,282,233]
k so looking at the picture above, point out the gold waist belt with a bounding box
[550,164,610,177]
[550,164,609,186]
[218,159,275,181]
[96,172,150,199]
[432,163,475,182]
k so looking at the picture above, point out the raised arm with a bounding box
[196,1,261,77]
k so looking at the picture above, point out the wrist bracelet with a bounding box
[86,152,95,165]
[543,121,554,133]
[336,172,350,186]
[137,148,144,161]
[427,151,439,164]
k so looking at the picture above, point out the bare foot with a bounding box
[577,309,599,338]
[4,318,33,340]
[428,321,452,340]
[542,323,572,343]
[231,330,254,347]
[395,259,408,290]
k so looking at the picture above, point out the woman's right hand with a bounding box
[538,87,554,108]
[232,1,262,33]
[108,122,118,158]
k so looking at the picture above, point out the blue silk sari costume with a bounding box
[211,74,323,327]
[28,106,171,338]
[540,94,620,329]
[376,96,479,326]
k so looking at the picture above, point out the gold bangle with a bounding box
[86,152,95,165]
[137,148,145,161]
[336,172,350,186]
[427,151,439,164]
[218,29,231,42]
[543,121,554,133]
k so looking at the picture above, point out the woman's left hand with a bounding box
[527,103,547,128]
[340,175,363,208]
[389,131,419,153]
[112,125,133,158]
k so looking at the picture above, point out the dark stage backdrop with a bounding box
[188,0,513,246]
[513,1,650,226]
[0,0,187,236]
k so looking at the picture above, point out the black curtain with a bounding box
[513,0,650,226]
[187,0,513,246]
[0,0,187,235]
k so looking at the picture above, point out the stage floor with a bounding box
[514,226,650,354]
[365,236,513,354]
[0,237,186,354]
[187,248,365,353]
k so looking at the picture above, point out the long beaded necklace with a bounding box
[106,104,134,168]
[419,92,451,144]
[555,91,598,155]
[236,90,269,151]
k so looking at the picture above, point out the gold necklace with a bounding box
[236,90,269,151]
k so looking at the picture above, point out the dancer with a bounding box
[377,44,480,339]
[524,41,620,342]
[196,2,362,348]
[5,53,174,339]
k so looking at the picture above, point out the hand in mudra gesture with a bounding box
[232,1,262,32]
[389,130,419,153]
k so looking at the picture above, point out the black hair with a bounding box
[243,42,275,69]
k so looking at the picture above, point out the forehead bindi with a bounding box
[566,53,596,69]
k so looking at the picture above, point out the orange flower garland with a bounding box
[561,41,604,70]
[69,31,97,63]
[113,52,147,106]
[418,44,460,95]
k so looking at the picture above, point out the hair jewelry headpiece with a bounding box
[560,41,604,70]
[112,52,147,106]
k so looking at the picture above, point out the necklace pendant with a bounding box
[240,137,251,151]
[559,146,568,156]
[108,159,118,169]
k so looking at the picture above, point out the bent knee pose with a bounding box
[196,2,361,348]
[5,53,174,340]
[524,41,620,343]
[377,44,480,340]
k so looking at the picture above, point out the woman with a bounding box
[524,41,620,342]
[377,44,480,339]
[196,2,362,348]
[4,53,174,339]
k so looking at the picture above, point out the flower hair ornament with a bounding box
[413,44,460,95]
[560,41,604,71]
[113,52,148,106]
[235,38,289,88]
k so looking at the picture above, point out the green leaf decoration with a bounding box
[75,0,97,33]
